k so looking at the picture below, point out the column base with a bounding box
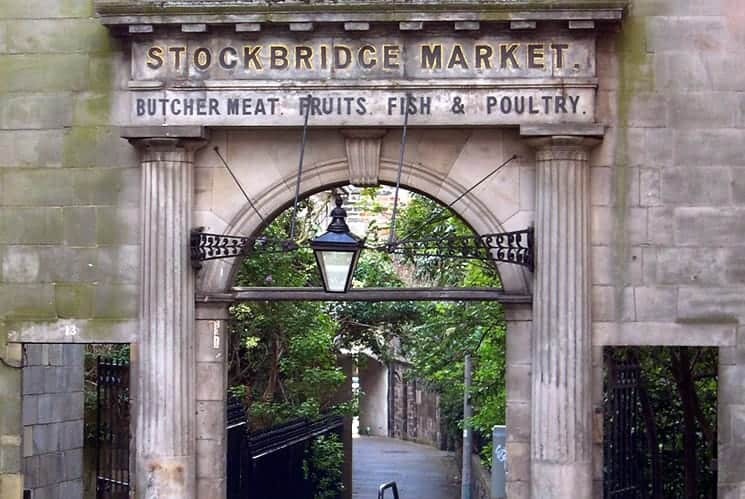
[530,461,592,499]
[137,455,196,499]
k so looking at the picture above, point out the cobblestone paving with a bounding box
[352,436,460,499]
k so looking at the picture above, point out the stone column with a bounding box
[527,136,598,499]
[131,137,205,499]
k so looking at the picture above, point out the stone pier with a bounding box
[131,135,205,499]
[527,136,598,499]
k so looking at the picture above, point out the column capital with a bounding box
[129,136,207,150]
[525,135,602,162]
[129,136,208,165]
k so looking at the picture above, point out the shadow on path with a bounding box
[352,436,460,499]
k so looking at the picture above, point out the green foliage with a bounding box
[303,434,345,499]
[229,189,507,472]
[394,194,506,465]
[393,194,500,286]
[606,347,718,499]
[332,250,420,358]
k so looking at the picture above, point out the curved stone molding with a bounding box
[526,135,599,499]
[341,129,387,187]
[132,137,206,499]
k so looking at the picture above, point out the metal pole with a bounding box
[461,353,473,499]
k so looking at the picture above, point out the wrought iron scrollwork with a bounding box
[190,228,297,270]
[383,228,534,272]
[190,227,534,272]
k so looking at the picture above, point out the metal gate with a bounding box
[603,353,646,499]
[95,357,131,499]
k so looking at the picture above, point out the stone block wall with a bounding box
[594,1,745,496]
[21,344,84,499]
[388,361,441,449]
[0,1,137,496]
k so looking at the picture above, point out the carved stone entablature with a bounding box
[341,129,386,187]
[102,1,626,129]
[95,0,627,30]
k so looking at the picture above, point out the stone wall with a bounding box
[471,453,491,499]
[594,1,745,496]
[21,344,84,499]
[358,357,389,438]
[388,361,441,449]
[0,0,744,497]
[0,1,137,496]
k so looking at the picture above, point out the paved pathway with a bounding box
[352,436,460,499]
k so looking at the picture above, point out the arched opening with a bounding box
[213,183,523,499]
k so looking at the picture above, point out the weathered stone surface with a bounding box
[661,166,732,205]
[95,207,138,245]
[62,206,97,247]
[0,208,63,245]
[0,55,89,93]
[634,286,677,321]
[0,94,73,130]
[646,16,726,53]
[6,19,109,54]
[677,287,745,322]
[674,130,745,167]
[93,284,137,319]
[674,208,745,246]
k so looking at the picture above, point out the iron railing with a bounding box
[95,358,131,499]
[603,355,645,499]
[227,402,344,499]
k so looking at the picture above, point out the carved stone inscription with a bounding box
[127,31,597,127]
[133,33,595,81]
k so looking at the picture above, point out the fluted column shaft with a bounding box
[529,136,598,499]
[133,138,204,499]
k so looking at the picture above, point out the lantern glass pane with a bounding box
[318,250,355,292]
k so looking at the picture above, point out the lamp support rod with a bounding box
[395,154,519,245]
[388,92,412,247]
[214,146,265,224]
[289,94,313,241]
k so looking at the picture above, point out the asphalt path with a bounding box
[352,436,460,499]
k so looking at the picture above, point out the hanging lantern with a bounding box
[310,195,365,293]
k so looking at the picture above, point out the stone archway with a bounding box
[190,126,537,498]
[195,127,535,295]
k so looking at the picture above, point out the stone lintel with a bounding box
[121,125,208,140]
[520,124,606,138]
[196,302,231,321]
[5,319,138,344]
